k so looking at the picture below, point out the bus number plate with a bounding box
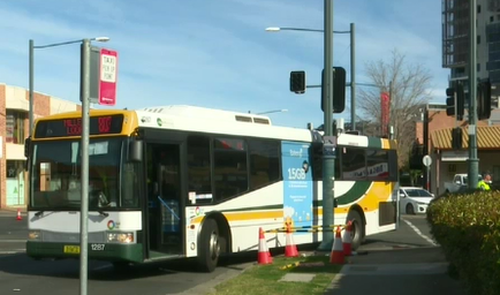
[91,244,106,251]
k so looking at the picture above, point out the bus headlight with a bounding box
[28,230,41,241]
[106,232,135,243]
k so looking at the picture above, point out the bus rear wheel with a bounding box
[347,210,364,250]
[197,218,220,272]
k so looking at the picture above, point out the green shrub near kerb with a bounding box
[427,191,500,295]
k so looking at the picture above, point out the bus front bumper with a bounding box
[26,241,144,263]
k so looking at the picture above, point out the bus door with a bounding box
[146,143,183,257]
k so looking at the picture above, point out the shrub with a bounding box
[427,190,500,295]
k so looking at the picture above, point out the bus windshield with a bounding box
[30,138,140,210]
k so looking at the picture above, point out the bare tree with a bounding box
[358,50,433,168]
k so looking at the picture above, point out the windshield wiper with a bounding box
[34,211,44,217]
[97,210,109,218]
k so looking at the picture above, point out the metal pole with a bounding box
[350,23,356,131]
[318,0,335,251]
[468,0,479,190]
[29,39,34,136]
[79,38,91,295]
[426,166,430,191]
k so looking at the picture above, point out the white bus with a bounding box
[26,105,399,272]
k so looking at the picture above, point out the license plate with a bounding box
[63,245,80,254]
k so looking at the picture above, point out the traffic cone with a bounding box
[342,221,353,256]
[16,209,22,221]
[257,227,273,264]
[284,223,299,257]
[330,226,345,264]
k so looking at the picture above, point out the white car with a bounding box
[399,187,435,215]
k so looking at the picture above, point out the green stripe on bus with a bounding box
[367,137,382,149]
[313,181,372,207]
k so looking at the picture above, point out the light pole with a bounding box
[28,36,109,295]
[468,0,479,190]
[265,23,356,130]
[28,37,109,136]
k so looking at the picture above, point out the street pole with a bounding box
[318,0,335,251]
[79,38,91,295]
[468,0,479,190]
[350,23,356,131]
[29,39,34,135]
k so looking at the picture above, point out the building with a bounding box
[442,0,500,105]
[0,83,81,209]
[411,102,500,195]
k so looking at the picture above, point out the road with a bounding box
[0,211,434,295]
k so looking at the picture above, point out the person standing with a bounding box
[477,174,492,191]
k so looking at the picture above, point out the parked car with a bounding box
[444,173,482,193]
[399,187,435,215]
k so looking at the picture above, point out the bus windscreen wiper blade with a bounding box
[34,211,44,217]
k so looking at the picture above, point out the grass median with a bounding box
[209,254,343,295]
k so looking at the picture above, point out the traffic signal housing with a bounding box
[290,71,306,94]
[446,87,455,117]
[445,81,465,120]
[451,127,463,150]
[477,79,492,120]
[455,82,465,121]
[321,67,346,113]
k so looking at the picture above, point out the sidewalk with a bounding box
[324,247,465,295]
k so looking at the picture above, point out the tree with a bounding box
[358,50,433,168]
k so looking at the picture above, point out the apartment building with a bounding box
[0,83,81,209]
[442,0,500,105]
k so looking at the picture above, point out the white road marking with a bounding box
[0,250,25,256]
[402,218,438,246]
[0,240,27,243]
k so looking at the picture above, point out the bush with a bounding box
[427,190,500,295]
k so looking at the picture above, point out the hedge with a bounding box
[427,190,500,295]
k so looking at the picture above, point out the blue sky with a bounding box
[0,0,448,128]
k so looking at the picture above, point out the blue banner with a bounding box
[281,141,313,234]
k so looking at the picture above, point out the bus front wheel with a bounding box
[197,218,220,272]
[347,210,364,250]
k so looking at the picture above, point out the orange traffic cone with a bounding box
[257,227,273,264]
[16,209,22,221]
[342,221,353,256]
[284,223,299,257]
[330,226,345,264]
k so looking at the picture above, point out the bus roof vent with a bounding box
[253,117,270,125]
[235,115,253,123]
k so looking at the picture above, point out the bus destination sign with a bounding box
[34,114,124,138]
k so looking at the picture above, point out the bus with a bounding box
[25,105,399,272]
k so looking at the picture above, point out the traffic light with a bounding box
[321,67,346,113]
[451,127,462,150]
[477,79,492,120]
[445,81,465,120]
[446,87,455,116]
[455,81,465,121]
[290,71,306,94]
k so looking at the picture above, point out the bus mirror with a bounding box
[130,139,143,162]
[24,137,31,158]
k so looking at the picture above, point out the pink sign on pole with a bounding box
[99,48,118,106]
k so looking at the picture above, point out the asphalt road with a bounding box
[0,211,434,295]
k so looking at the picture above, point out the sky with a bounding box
[0,0,449,129]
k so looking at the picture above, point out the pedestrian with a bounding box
[477,173,492,191]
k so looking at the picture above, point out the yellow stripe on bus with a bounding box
[190,210,283,224]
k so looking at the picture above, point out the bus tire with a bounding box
[347,210,364,250]
[197,218,220,272]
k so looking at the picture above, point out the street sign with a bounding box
[422,155,432,167]
[98,48,118,106]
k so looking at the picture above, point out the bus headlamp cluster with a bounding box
[107,232,135,243]
[28,230,41,240]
